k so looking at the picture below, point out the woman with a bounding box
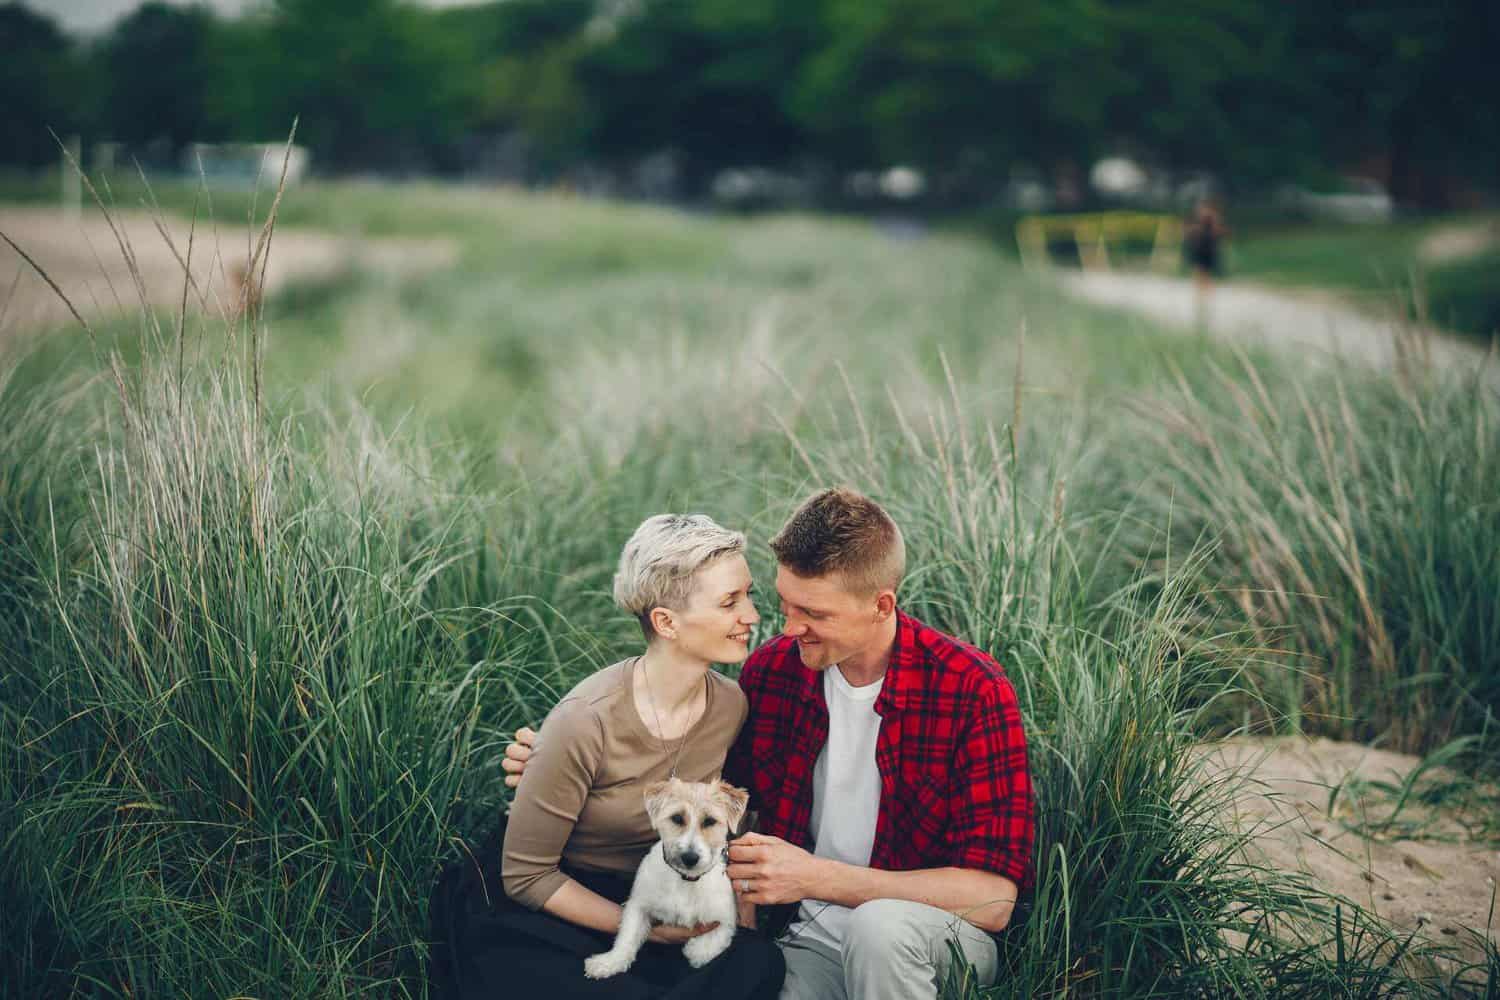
[431,514,784,1000]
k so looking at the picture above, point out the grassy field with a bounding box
[2,177,1497,996]
[1228,216,1500,341]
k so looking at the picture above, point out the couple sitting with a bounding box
[434,488,1035,1000]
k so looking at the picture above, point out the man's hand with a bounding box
[648,922,719,944]
[502,726,537,788]
[726,832,826,906]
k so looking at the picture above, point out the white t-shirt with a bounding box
[785,664,884,952]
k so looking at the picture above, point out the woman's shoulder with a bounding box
[540,661,633,735]
[707,669,748,717]
[706,667,743,694]
[559,659,634,706]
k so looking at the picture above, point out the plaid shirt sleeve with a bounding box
[949,669,1035,888]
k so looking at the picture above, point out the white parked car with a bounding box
[1276,177,1394,223]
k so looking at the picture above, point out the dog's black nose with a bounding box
[680,850,701,869]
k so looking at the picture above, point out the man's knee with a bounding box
[842,899,997,988]
[843,899,928,966]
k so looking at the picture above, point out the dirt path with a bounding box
[0,205,458,342]
[1057,270,1490,374]
[1200,737,1499,966]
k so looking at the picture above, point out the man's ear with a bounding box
[716,781,751,832]
[643,779,674,823]
[874,589,896,621]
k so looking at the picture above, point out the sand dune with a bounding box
[0,204,458,341]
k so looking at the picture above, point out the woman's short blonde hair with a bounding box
[613,514,747,638]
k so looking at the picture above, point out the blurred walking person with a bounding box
[1184,197,1229,328]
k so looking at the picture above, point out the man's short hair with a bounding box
[769,487,905,596]
[614,514,747,637]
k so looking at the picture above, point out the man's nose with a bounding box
[782,618,807,638]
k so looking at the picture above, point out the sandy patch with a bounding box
[1198,736,1499,964]
[0,205,458,341]
[1419,220,1500,264]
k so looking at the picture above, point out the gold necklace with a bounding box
[640,659,692,780]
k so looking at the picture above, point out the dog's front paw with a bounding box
[584,951,632,979]
[682,931,732,968]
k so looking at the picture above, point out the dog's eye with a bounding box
[701,816,718,829]
[670,812,686,826]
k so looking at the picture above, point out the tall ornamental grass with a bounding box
[2,178,1493,995]
[790,379,1494,996]
[6,338,1483,996]
[0,354,508,994]
[1134,348,1500,753]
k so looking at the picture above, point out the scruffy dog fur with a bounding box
[584,778,749,978]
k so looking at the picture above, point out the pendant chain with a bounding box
[640,660,692,780]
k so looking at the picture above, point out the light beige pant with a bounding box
[777,899,999,1000]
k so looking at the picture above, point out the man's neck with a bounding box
[834,614,899,688]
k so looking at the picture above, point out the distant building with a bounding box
[181,143,311,186]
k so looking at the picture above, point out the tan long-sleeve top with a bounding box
[501,657,748,910]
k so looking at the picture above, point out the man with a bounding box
[506,488,1035,998]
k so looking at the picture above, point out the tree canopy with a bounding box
[6,0,1495,205]
[1,4,85,167]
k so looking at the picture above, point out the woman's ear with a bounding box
[648,606,676,640]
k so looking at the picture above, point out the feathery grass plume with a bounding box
[2,166,1492,994]
[0,156,513,994]
[774,378,1483,996]
[1132,345,1499,754]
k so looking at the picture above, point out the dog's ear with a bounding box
[716,781,750,832]
[642,779,674,824]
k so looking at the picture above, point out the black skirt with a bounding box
[1187,232,1222,275]
[428,819,785,1000]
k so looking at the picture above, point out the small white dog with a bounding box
[584,777,749,978]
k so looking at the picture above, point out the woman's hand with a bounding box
[648,921,719,944]
[502,726,537,788]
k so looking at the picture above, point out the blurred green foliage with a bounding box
[3,0,1497,204]
[0,4,88,167]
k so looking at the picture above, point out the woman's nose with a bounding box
[742,605,760,625]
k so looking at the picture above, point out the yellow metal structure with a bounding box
[1016,212,1182,272]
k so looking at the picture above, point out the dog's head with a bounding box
[642,777,750,879]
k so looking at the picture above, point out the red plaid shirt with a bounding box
[726,610,1035,890]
